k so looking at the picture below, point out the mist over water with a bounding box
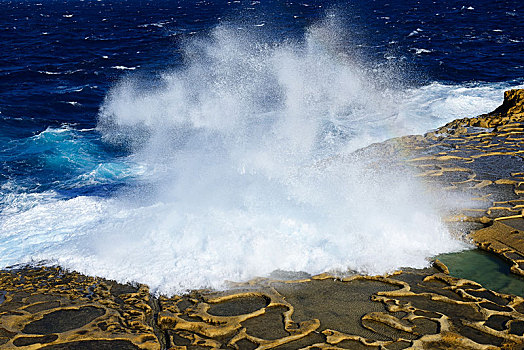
[1,17,519,294]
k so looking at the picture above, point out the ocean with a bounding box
[1,0,523,294]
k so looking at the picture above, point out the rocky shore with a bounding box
[1,89,524,350]
[404,88,524,278]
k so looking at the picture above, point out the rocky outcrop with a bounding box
[435,88,524,135]
[385,88,524,288]
[0,267,161,349]
[488,89,524,119]
[396,89,524,275]
[157,267,524,349]
[473,217,524,277]
[2,265,524,349]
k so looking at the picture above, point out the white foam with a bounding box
[138,22,168,28]
[412,48,433,55]
[2,18,521,295]
[408,28,423,37]
[112,66,137,70]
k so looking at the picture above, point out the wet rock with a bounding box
[39,340,141,349]
[22,306,105,334]
[13,334,59,347]
[472,218,524,277]
[0,266,160,349]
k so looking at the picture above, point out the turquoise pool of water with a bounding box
[437,249,524,297]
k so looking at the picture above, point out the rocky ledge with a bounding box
[398,88,524,278]
[1,264,524,349]
[2,90,524,350]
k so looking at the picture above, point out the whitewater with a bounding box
[1,19,522,295]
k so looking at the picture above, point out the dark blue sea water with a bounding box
[1,0,523,293]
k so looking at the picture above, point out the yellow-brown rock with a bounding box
[2,266,524,349]
[0,266,161,349]
[488,89,524,120]
[437,88,524,133]
[472,217,524,277]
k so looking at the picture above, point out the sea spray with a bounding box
[93,21,468,292]
[1,19,519,294]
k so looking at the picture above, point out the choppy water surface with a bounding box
[0,0,523,294]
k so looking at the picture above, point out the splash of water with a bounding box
[93,21,468,291]
[3,19,517,294]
